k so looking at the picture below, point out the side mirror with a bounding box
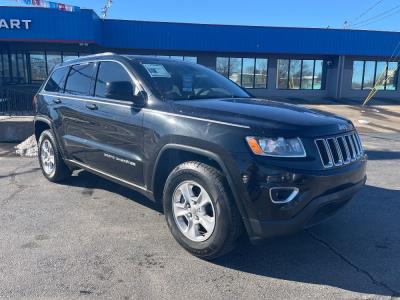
[132,90,147,108]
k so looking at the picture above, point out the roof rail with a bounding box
[79,52,116,58]
[62,52,116,63]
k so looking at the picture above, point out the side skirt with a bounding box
[66,159,155,201]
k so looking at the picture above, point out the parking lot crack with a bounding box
[306,229,400,298]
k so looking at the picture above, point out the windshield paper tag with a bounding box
[143,64,171,78]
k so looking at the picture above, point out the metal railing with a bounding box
[0,85,39,115]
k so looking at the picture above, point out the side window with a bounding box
[64,63,96,96]
[95,61,138,101]
[44,67,68,93]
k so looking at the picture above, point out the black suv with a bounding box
[34,53,367,259]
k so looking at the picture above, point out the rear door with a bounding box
[80,61,145,186]
[57,62,97,163]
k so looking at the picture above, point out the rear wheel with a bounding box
[163,161,243,260]
[38,129,71,182]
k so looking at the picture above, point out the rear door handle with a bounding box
[53,98,61,104]
[86,103,98,110]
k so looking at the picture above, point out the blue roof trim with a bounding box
[1,6,400,57]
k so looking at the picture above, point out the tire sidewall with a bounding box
[164,166,233,257]
[38,130,59,180]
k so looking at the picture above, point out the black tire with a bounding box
[38,129,71,182]
[163,161,243,260]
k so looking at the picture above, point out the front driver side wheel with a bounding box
[163,161,243,260]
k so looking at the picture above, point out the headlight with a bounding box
[246,137,306,157]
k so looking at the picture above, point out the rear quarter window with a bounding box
[43,67,68,93]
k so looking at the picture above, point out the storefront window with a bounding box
[352,61,364,89]
[47,53,62,73]
[17,53,27,83]
[363,61,375,90]
[386,62,398,90]
[216,57,268,88]
[10,54,18,82]
[216,57,229,78]
[170,56,184,61]
[62,52,78,62]
[229,58,242,85]
[277,59,289,89]
[242,58,255,88]
[30,52,47,81]
[352,60,398,90]
[301,60,314,89]
[313,60,324,89]
[277,59,325,90]
[289,60,301,89]
[255,58,268,88]
[184,56,197,63]
[0,53,3,78]
[374,62,387,90]
[3,53,10,81]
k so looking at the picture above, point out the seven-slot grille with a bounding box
[315,132,364,168]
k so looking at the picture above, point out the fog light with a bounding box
[269,187,299,204]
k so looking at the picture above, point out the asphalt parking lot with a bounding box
[0,131,399,299]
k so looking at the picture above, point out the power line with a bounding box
[353,0,385,22]
[353,6,400,29]
[348,3,400,28]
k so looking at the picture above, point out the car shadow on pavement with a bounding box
[212,185,400,297]
[61,170,163,213]
[59,170,400,297]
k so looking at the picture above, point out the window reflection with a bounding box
[277,59,289,89]
[216,57,229,78]
[242,58,255,88]
[289,60,301,89]
[313,60,323,89]
[255,58,268,88]
[375,62,387,90]
[30,52,47,81]
[301,60,314,89]
[386,62,398,90]
[47,53,62,73]
[363,61,375,90]
[62,53,78,62]
[277,59,325,90]
[184,56,197,63]
[352,61,363,89]
[216,57,268,88]
[229,58,242,85]
[352,60,398,90]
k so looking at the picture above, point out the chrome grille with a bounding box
[315,132,364,168]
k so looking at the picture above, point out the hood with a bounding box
[172,98,354,137]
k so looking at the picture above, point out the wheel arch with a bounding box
[34,116,52,142]
[151,144,249,221]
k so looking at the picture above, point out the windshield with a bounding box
[134,60,251,100]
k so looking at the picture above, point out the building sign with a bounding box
[0,19,32,30]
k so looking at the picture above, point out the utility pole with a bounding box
[101,0,113,18]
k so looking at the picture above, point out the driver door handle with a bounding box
[86,103,98,110]
[53,98,61,104]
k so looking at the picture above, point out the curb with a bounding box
[0,117,34,142]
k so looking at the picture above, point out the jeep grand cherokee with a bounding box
[34,53,367,259]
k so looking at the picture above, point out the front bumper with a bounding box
[239,156,367,242]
